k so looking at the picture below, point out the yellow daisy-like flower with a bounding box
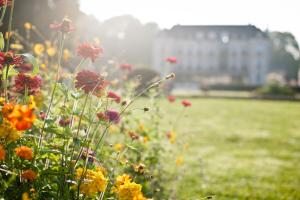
[175,155,184,166]
[34,43,45,56]
[0,119,22,142]
[109,125,119,134]
[114,143,124,152]
[10,43,24,51]
[75,167,108,197]
[167,130,176,144]
[113,174,147,200]
[47,46,56,57]
[24,22,32,30]
[63,49,71,62]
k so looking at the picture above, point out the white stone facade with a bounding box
[153,25,272,85]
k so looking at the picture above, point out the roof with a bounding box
[158,25,268,39]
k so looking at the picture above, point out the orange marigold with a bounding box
[0,145,6,161]
[7,104,36,131]
[15,146,33,160]
[21,169,37,181]
[2,103,14,118]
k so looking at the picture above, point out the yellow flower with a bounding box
[24,22,32,30]
[0,97,5,105]
[176,155,184,166]
[143,136,149,143]
[113,174,147,200]
[93,37,101,45]
[10,43,24,51]
[40,63,47,70]
[63,49,71,62]
[109,125,119,134]
[34,43,45,56]
[75,167,108,196]
[0,119,22,142]
[115,174,132,187]
[167,130,176,144]
[114,143,124,152]
[47,46,56,57]
[28,96,36,110]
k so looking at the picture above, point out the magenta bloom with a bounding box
[181,100,192,107]
[77,42,103,62]
[107,91,121,103]
[165,57,177,64]
[105,110,120,124]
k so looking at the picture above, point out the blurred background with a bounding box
[1,0,300,96]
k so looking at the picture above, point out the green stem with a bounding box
[38,33,65,148]
[3,0,15,101]
[4,0,14,52]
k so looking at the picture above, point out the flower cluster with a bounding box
[75,167,108,196]
[113,174,147,200]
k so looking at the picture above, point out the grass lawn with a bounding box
[151,98,300,200]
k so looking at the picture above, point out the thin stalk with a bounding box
[3,0,15,101]
[38,33,65,148]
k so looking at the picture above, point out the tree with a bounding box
[269,32,300,80]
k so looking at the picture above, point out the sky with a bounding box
[80,0,300,42]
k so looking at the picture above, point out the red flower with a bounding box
[77,42,103,62]
[59,118,70,127]
[165,57,177,64]
[0,0,12,7]
[167,95,176,103]
[50,18,75,33]
[120,63,132,71]
[75,70,106,96]
[14,73,42,95]
[181,100,191,107]
[0,51,23,66]
[107,91,121,103]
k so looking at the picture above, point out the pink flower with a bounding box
[167,95,176,103]
[181,100,191,107]
[120,63,132,71]
[77,42,103,62]
[165,57,177,64]
[0,0,12,7]
[50,18,75,33]
[107,91,121,103]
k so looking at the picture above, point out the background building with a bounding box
[153,25,272,87]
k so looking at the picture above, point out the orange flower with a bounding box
[0,145,6,161]
[7,105,36,131]
[21,169,37,181]
[2,103,15,118]
[15,146,33,160]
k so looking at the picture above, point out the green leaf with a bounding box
[21,53,39,75]
[0,32,4,51]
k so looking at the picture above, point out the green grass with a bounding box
[151,98,300,200]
